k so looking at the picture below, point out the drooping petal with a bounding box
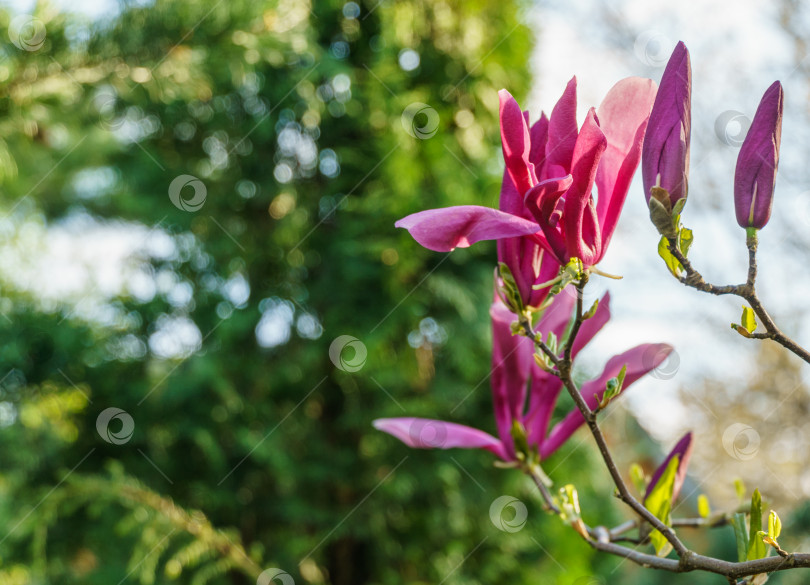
[641,42,691,207]
[396,206,541,252]
[563,108,607,265]
[594,77,658,261]
[545,77,579,178]
[539,343,673,458]
[373,418,510,460]
[524,368,563,448]
[645,432,694,502]
[734,81,783,229]
[499,90,535,197]
[490,300,534,455]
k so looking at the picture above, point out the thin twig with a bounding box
[664,235,810,363]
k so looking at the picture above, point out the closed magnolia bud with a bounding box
[642,41,691,209]
[734,81,783,230]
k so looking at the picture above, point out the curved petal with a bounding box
[595,77,658,260]
[524,175,574,263]
[545,77,579,177]
[490,300,534,454]
[500,89,535,197]
[564,108,607,265]
[373,418,510,460]
[645,432,693,502]
[524,369,563,448]
[540,343,673,458]
[529,113,550,171]
[396,206,540,252]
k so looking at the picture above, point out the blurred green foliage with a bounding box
[0,0,770,584]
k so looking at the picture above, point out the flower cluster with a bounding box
[376,67,679,462]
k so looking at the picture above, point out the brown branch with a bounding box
[665,235,810,364]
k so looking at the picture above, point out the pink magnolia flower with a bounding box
[396,77,657,268]
[373,293,673,462]
[734,81,783,230]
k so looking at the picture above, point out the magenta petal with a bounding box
[642,41,691,206]
[373,418,510,460]
[645,432,694,502]
[396,206,541,252]
[490,300,533,454]
[524,368,563,448]
[529,113,550,171]
[524,175,574,263]
[734,81,783,229]
[594,77,658,260]
[540,343,673,458]
[499,89,535,197]
[546,77,579,176]
[564,108,607,265]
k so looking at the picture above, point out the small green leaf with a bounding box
[558,484,581,524]
[583,299,599,320]
[649,188,678,237]
[678,227,694,257]
[732,512,749,563]
[747,489,767,561]
[598,365,628,410]
[510,420,530,462]
[497,262,524,314]
[697,494,711,519]
[735,479,746,503]
[671,197,687,217]
[658,236,683,278]
[545,331,558,354]
[630,463,648,496]
[644,455,679,557]
[768,510,782,540]
[741,306,757,333]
